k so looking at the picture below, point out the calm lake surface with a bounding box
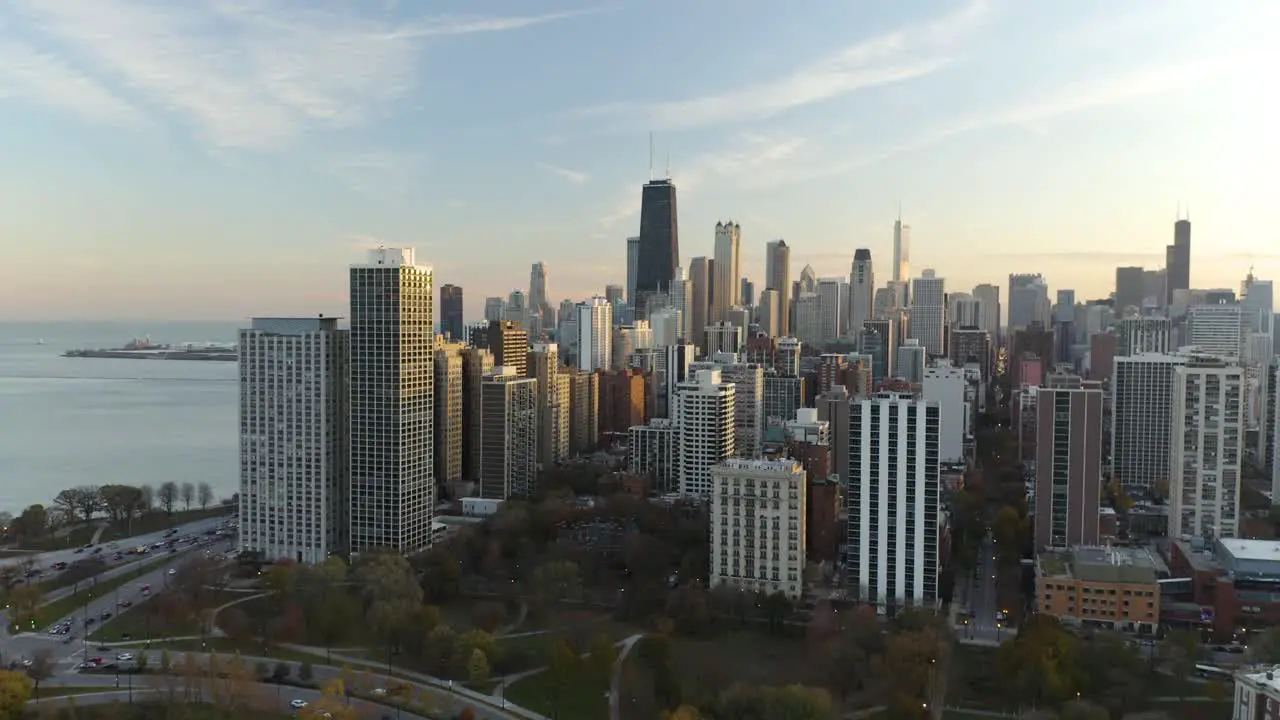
[0,321,241,515]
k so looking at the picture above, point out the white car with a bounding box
[117,652,135,661]
[289,700,308,710]
[167,569,177,576]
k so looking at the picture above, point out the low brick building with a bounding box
[1036,546,1161,634]
[1168,538,1280,641]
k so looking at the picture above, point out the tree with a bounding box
[135,650,149,673]
[1163,629,1201,700]
[467,648,490,685]
[139,485,155,512]
[0,670,33,720]
[26,650,54,701]
[159,649,172,674]
[662,707,703,720]
[299,660,314,684]
[157,482,179,515]
[1252,627,1280,664]
[354,552,424,644]
[717,683,836,720]
[180,483,195,511]
[52,488,82,524]
[530,560,583,603]
[272,661,292,683]
[300,680,357,720]
[7,585,43,631]
[197,482,214,510]
[547,639,580,686]
[12,505,48,539]
[997,615,1079,707]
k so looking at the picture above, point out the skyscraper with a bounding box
[1008,273,1050,332]
[972,283,1001,343]
[439,284,464,341]
[239,317,348,564]
[626,236,640,305]
[765,240,791,336]
[529,262,548,311]
[846,392,940,607]
[486,320,529,376]
[675,369,736,497]
[892,217,910,284]
[479,366,538,499]
[688,257,710,348]
[348,247,435,555]
[635,178,679,318]
[576,296,613,372]
[1166,218,1191,307]
[908,270,946,357]
[1115,266,1145,314]
[1170,354,1243,540]
[712,221,741,323]
[1034,377,1104,549]
[1112,353,1186,490]
[849,249,874,335]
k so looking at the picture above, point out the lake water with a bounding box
[0,321,241,515]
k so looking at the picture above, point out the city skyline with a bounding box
[1,0,1277,321]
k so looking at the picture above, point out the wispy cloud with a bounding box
[737,50,1257,191]
[579,0,991,131]
[597,132,808,227]
[538,162,589,185]
[317,150,422,197]
[0,37,150,130]
[4,0,593,150]
[392,8,608,38]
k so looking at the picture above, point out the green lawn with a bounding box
[33,686,119,699]
[38,555,179,625]
[88,588,249,642]
[504,670,610,720]
[16,507,232,552]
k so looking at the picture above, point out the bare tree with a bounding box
[197,482,214,511]
[139,484,155,513]
[27,649,55,701]
[180,483,195,511]
[157,482,179,515]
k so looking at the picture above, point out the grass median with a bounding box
[38,554,177,626]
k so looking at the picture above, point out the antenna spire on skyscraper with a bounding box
[648,132,654,181]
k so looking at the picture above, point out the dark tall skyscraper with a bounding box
[1165,219,1190,306]
[634,178,679,318]
[440,284,464,341]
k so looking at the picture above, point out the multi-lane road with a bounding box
[1,516,228,570]
[957,534,1009,645]
[1,515,235,666]
[34,675,433,720]
[42,651,520,720]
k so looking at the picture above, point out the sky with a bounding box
[0,0,1278,322]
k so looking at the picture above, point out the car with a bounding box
[168,569,177,576]
[119,600,133,608]
[289,700,308,710]
[97,645,111,652]
[84,618,96,626]
[141,585,151,594]
[88,657,103,665]
[371,688,386,696]
[116,652,134,661]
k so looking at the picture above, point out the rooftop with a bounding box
[1219,538,1280,563]
[1038,546,1159,584]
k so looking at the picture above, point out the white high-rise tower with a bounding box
[892,214,910,285]
[349,247,435,555]
[712,221,742,323]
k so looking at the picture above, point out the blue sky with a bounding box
[0,0,1277,321]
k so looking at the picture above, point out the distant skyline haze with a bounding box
[0,0,1277,321]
